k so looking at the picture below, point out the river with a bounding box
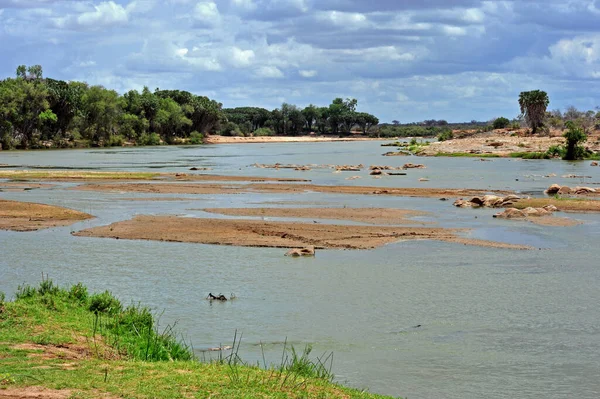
[1,142,600,398]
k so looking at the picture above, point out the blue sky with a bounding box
[1,0,600,122]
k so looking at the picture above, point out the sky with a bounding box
[1,0,600,123]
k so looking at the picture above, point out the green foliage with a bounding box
[492,117,510,129]
[138,132,161,146]
[373,125,446,138]
[89,291,122,315]
[253,127,274,136]
[189,131,204,144]
[437,130,454,141]
[546,145,565,158]
[106,134,125,147]
[518,90,549,134]
[510,152,551,159]
[563,121,588,160]
[68,283,89,304]
[280,345,334,381]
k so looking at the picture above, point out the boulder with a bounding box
[469,197,484,207]
[454,199,473,208]
[543,204,558,212]
[546,184,561,194]
[557,186,572,195]
[482,195,504,208]
[573,186,596,194]
[418,178,429,182]
[403,163,426,169]
[591,161,599,166]
[493,208,527,219]
[285,246,315,257]
[370,169,383,176]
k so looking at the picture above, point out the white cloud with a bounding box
[77,1,128,27]
[550,35,600,64]
[231,0,256,11]
[256,65,284,78]
[230,47,255,67]
[194,1,220,24]
[299,69,317,77]
[318,10,367,27]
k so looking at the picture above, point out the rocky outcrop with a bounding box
[591,161,599,166]
[370,169,383,176]
[285,246,316,257]
[402,163,426,169]
[494,205,558,219]
[453,194,521,208]
[546,184,596,195]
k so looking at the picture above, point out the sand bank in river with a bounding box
[0,199,93,231]
[513,198,600,213]
[73,215,531,250]
[73,181,510,198]
[201,207,431,225]
[0,170,309,183]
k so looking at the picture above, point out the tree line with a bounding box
[0,65,379,150]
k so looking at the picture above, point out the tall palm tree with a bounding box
[518,90,549,134]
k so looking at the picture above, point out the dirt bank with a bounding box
[73,181,511,198]
[420,132,566,156]
[73,215,531,250]
[204,135,381,144]
[0,182,55,192]
[0,199,93,231]
[201,207,431,225]
[513,198,600,213]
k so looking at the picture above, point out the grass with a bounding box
[0,170,159,180]
[434,152,501,158]
[509,152,551,159]
[0,279,397,399]
[513,197,600,212]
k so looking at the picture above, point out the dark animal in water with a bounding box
[207,293,228,301]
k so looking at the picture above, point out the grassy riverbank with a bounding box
[0,280,397,399]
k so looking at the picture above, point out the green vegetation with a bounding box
[509,152,551,159]
[223,99,379,137]
[436,130,454,141]
[0,170,159,180]
[518,90,550,134]
[563,121,587,160]
[372,124,450,138]
[0,280,395,399]
[492,117,510,129]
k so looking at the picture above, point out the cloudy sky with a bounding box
[1,0,600,122]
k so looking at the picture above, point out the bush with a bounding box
[437,130,454,142]
[253,127,274,136]
[189,131,203,145]
[106,135,125,147]
[138,132,161,146]
[89,291,122,315]
[493,117,510,129]
[563,121,587,160]
[546,145,565,158]
[68,283,89,304]
[220,122,242,136]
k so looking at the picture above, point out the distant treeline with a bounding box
[0,65,379,149]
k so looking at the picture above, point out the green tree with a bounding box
[492,117,510,129]
[563,121,587,160]
[518,90,549,134]
[302,104,318,132]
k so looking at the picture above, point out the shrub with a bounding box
[437,130,454,142]
[89,291,122,315]
[189,131,203,145]
[493,117,510,129]
[106,135,125,147]
[68,283,89,304]
[546,145,565,158]
[138,132,161,146]
[563,121,587,160]
[253,127,274,136]
[220,122,241,136]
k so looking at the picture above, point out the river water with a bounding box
[1,142,600,399]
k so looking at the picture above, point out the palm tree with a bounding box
[518,90,549,134]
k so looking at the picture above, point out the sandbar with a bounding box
[201,207,431,225]
[0,199,93,232]
[73,215,531,250]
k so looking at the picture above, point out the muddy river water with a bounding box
[1,142,600,398]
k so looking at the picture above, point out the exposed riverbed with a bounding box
[1,142,600,399]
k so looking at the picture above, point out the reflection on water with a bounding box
[1,142,600,399]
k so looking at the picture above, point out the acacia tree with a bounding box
[518,90,549,134]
